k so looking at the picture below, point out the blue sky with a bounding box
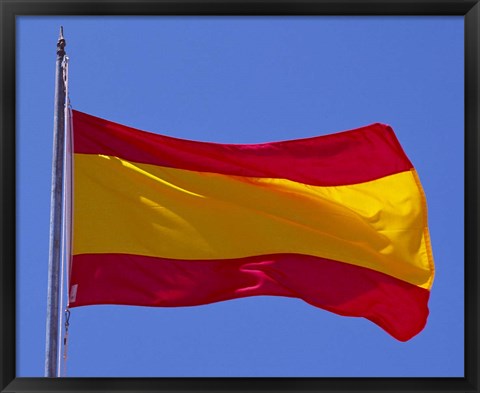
[17,16,464,377]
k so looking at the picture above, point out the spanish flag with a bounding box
[69,110,434,341]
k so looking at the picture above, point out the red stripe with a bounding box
[72,110,413,186]
[69,253,429,341]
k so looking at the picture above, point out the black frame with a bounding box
[1,1,478,392]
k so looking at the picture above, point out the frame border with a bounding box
[1,1,478,392]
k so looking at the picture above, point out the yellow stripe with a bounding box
[73,154,434,289]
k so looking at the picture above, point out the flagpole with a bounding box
[45,26,67,378]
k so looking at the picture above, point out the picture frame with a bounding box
[1,1,478,392]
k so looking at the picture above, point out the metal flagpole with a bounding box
[45,26,67,378]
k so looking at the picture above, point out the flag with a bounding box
[68,110,434,341]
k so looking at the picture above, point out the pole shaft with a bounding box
[45,27,66,378]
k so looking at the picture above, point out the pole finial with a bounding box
[57,26,66,56]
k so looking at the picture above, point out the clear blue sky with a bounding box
[17,16,464,377]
